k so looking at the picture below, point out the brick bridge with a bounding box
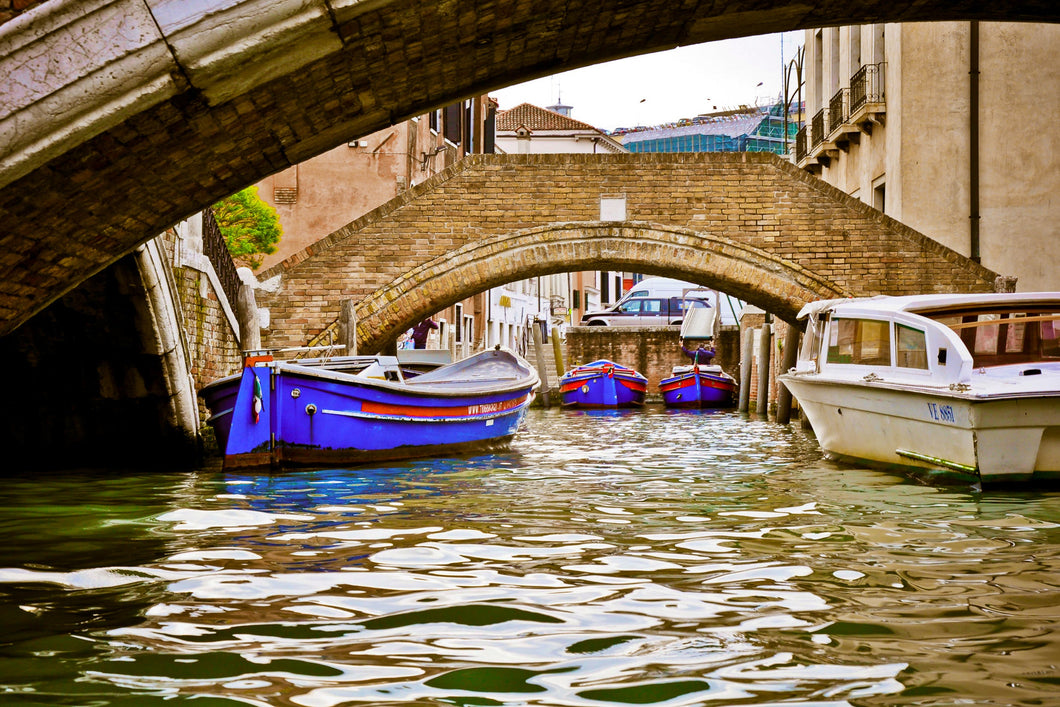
[1,0,1054,338]
[257,152,998,354]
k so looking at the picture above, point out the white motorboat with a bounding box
[778,292,1060,485]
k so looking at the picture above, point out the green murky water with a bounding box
[1,408,1058,705]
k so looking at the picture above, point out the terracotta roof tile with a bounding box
[496,103,600,132]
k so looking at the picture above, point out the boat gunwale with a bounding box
[778,369,1060,401]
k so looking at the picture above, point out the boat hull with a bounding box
[659,368,737,408]
[559,361,647,408]
[200,349,538,470]
[780,375,1060,485]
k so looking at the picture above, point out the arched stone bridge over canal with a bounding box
[0,0,1055,338]
[257,152,998,354]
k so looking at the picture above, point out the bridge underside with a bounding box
[354,223,851,353]
[0,249,201,470]
[0,0,1055,335]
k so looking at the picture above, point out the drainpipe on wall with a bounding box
[969,20,981,263]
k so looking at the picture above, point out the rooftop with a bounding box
[496,103,603,133]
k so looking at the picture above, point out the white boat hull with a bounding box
[782,376,1060,485]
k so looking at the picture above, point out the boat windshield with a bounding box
[926,307,1060,368]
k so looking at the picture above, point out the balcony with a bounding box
[827,87,861,150]
[795,126,807,163]
[807,108,837,168]
[849,62,887,133]
[811,109,827,149]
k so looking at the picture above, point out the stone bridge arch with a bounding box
[355,222,850,353]
[1,0,1054,335]
[256,153,999,354]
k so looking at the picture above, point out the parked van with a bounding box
[580,277,743,327]
[580,295,710,326]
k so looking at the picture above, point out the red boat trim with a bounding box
[660,377,697,393]
[356,394,528,419]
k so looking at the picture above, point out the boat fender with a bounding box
[252,372,263,423]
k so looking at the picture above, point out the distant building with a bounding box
[617,104,799,156]
[547,93,574,117]
[797,21,1060,291]
[495,103,627,155]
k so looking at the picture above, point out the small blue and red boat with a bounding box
[659,364,738,408]
[559,360,648,408]
[200,347,539,470]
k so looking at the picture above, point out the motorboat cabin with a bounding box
[779,292,1060,485]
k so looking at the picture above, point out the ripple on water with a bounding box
[1,409,1059,705]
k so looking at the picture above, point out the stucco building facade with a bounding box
[797,21,1059,292]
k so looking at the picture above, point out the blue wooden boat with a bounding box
[200,347,539,470]
[559,360,648,408]
[659,364,738,408]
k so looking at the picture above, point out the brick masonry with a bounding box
[256,152,997,354]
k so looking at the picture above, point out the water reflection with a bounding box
[0,408,1058,705]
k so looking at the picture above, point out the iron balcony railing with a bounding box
[202,206,242,309]
[795,126,807,162]
[829,88,849,133]
[850,62,886,113]
[811,109,827,148]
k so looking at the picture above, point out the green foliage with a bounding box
[212,186,282,269]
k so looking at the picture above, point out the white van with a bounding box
[580,277,743,327]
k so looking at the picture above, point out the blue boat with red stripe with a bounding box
[559,360,648,408]
[200,347,539,470]
[659,364,738,408]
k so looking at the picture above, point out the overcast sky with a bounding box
[492,32,804,132]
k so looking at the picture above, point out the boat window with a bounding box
[1044,316,1060,357]
[826,318,891,366]
[895,324,929,369]
[932,309,1060,366]
[799,315,822,370]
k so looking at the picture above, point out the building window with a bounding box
[872,176,886,213]
[454,304,463,343]
[813,30,824,115]
[444,102,462,145]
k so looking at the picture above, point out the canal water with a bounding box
[2,408,1059,706]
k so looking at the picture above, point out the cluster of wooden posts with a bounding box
[737,321,803,424]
